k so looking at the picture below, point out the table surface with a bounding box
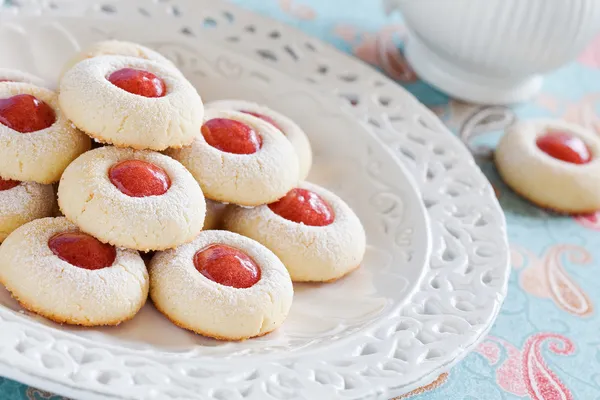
[3,1,600,399]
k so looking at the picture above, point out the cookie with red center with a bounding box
[495,119,600,213]
[59,55,203,151]
[60,40,176,79]
[224,181,366,282]
[166,109,299,206]
[0,179,55,242]
[149,230,293,340]
[0,68,46,87]
[0,83,91,184]
[0,217,148,326]
[58,146,206,251]
[207,100,313,180]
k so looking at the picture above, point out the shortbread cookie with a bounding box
[224,181,366,282]
[61,40,176,79]
[495,119,600,213]
[58,146,206,251]
[149,230,293,340]
[207,100,313,180]
[59,55,203,151]
[0,83,91,183]
[203,199,227,230]
[0,217,148,326]
[0,179,55,242]
[0,68,45,86]
[166,109,299,206]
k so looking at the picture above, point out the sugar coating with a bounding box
[149,230,293,340]
[59,55,203,151]
[165,109,299,206]
[206,99,313,180]
[0,69,46,87]
[495,119,600,213]
[0,217,148,326]
[58,146,206,251]
[0,181,55,242]
[0,83,91,184]
[223,181,366,282]
[60,40,176,80]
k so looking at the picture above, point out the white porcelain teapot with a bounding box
[384,0,600,104]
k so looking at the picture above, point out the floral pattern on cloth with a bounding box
[2,0,600,399]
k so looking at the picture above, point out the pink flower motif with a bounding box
[578,33,600,68]
[278,0,316,20]
[333,24,417,82]
[476,333,576,399]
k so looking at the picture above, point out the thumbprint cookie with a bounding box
[58,146,206,251]
[166,109,299,206]
[59,55,203,151]
[0,83,91,183]
[224,181,366,282]
[149,230,293,340]
[207,99,313,180]
[0,217,148,326]
[495,119,600,213]
[60,40,176,79]
[0,179,55,242]
[0,68,45,87]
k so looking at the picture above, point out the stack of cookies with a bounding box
[0,40,366,341]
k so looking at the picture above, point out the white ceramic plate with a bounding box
[0,3,509,400]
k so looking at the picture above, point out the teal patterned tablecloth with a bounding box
[3,0,600,399]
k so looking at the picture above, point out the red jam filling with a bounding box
[0,94,56,133]
[107,68,166,98]
[240,110,283,131]
[536,131,592,164]
[268,188,335,226]
[109,160,171,197]
[194,244,261,288]
[48,232,116,270]
[0,178,19,191]
[201,118,263,154]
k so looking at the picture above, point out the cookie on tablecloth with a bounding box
[495,119,600,213]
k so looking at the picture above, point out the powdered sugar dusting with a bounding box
[0,181,55,241]
[59,55,203,151]
[0,217,148,325]
[0,83,91,184]
[58,146,206,251]
[206,99,313,180]
[166,109,299,206]
[149,229,293,339]
[223,181,366,282]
